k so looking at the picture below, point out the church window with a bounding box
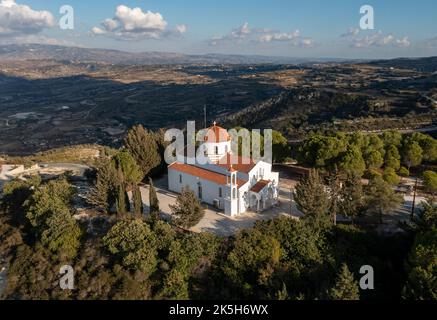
[198,184,203,200]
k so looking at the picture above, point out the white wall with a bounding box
[247,161,278,184]
[238,182,250,214]
[168,168,226,210]
[204,141,231,163]
[168,158,280,217]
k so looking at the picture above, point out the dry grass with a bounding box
[4,144,115,166]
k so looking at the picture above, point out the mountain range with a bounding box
[0,43,346,65]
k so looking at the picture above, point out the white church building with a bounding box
[168,123,280,217]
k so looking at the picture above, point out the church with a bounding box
[168,123,280,217]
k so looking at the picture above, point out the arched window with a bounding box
[179,174,182,184]
[198,183,203,200]
[232,188,237,199]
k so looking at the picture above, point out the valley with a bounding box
[0,44,436,156]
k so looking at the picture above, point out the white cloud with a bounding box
[395,36,410,48]
[174,24,187,35]
[341,27,410,48]
[102,18,118,32]
[300,38,314,47]
[341,27,360,38]
[209,22,252,45]
[115,5,167,32]
[0,0,55,36]
[230,22,251,39]
[259,30,300,42]
[210,22,312,47]
[91,5,185,40]
[90,26,106,35]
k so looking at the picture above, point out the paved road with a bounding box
[39,163,90,175]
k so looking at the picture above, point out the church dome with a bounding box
[204,122,230,143]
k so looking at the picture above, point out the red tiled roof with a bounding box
[204,124,230,143]
[169,162,247,188]
[228,165,237,172]
[250,180,270,193]
[217,153,256,174]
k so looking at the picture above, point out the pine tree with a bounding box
[276,283,289,300]
[124,125,161,177]
[149,178,160,222]
[403,229,437,300]
[149,128,170,177]
[385,144,401,170]
[329,264,360,300]
[294,169,331,220]
[114,150,143,185]
[339,145,366,177]
[365,176,403,224]
[402,140,423,169]
[340,174,364,219]
[132,184,143,217]
[41,209,82,261]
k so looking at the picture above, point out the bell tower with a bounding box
[224,165,238,216]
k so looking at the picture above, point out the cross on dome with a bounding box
[204,121,231,143]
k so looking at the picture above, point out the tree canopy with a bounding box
[294,169,331,221]
[124,125,161,178]
[170,187,205,229]
[423,171,437,194]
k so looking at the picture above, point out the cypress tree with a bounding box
[116,184,128,216]
[88,158,118,212]
[149,178,160,222]
[125,187,131,213]
[132,184,144,217]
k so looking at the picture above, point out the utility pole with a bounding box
[204,105,207,129]
[411,177,418,221]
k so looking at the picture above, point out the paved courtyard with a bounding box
[140,174,302,237]
[139,172,429,237]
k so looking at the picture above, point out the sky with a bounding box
[1,0,437,59]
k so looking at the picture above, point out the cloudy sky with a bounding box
[1,0,437,59]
